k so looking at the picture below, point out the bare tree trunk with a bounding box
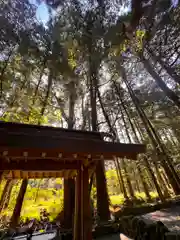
[113,82,139,143]
[115,159,129,201]
[143,156,165,202]
[3,180,14,209]
[0,180,11,213]
[39,69,53,121]
[131,164,141,192]
[139,52,180,108]
[161,128,177,148]
[32,60,46,104]
[121,158,135,199]
[0,47,14,98]
[63,81,76,229]
[153,163,170,198]
[34,179,42,203]
[97,89,116,138]
[121,66,180,194]
[137,163,151,201]
[161,169,172,190]
[113,84,153,200]
[147,48,180,85]
[10,179,28,228]
[89,53,110,221]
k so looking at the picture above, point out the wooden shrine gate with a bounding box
[0,121,145,240]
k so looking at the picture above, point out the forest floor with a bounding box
[142,205,180,231]
[7,206,180,240]
[97,233,131,239]
[97,206,180,240]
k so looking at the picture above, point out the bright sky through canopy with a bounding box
[29,0,49,24]
[37,2,49,23]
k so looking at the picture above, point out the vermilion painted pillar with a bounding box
[10,179,28,228]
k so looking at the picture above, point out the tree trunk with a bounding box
[89,54,110,222]
[147,48,180,85]
[119,106,133,143]
[97,89,117,139]
[153,163,170,198]
[121,158,135,199]
[39,69,53,120]
[89,56,98,132]
[34,179,42,203]
[68,81,76,129]
[121,66,180,194]
[115,158,129,200]
[0,179,11,212]
[63,178,75,229]
[139,52,180,108]
[32,59,46,104]
[143,156,165,202]
[162,170,172,190]
[3,180,14,209]
[0,47,14,98]
[96,160,110,221]
[63,82,76,229]
[113,82,139,143]
[137,163,151,201]
[10,179,28,228]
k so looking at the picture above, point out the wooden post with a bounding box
[74,165,92,240]
[96,161,110,222]
[10,179,28,228]
[74,169,82,240]
[63,178,75,229]
[0,171,3,185]
[81,165,92,240]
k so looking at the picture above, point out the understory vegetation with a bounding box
[0,169,164,223]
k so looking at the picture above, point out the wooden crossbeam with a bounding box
[0,159,81,171]
[0,133,145,160]
[3,170,78,179]
[0,121,102,140]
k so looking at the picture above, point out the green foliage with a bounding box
[0,107,48,125]
[135,29,146,51]
[1,182,63,221]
